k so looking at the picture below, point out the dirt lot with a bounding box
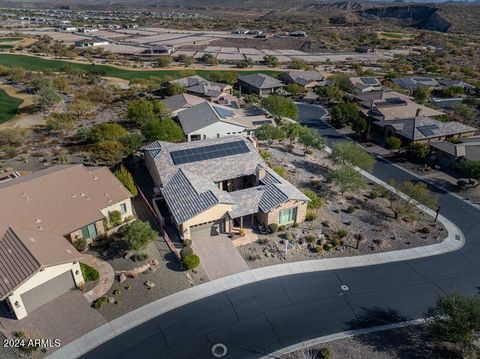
[238,143,446,268]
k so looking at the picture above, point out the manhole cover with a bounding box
[341,285,349,291]
[211,343,228,358]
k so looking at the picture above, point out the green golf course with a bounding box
[0,54,280,81]
[0,89,23,124]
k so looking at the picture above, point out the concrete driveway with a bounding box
[191,228,249,280]
[0,291,106,353]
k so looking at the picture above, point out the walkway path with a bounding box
[81,254,115,304]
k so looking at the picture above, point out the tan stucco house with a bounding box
[0,164,133,319]
[144,136,309,240]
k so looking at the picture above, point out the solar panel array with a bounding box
[252,120,272,126]
[417,124,439,137]
[170,140,250,165]
[213,106,235,119]
[386,97,407,105]
[360,77,378,85]
[230,101,239,109]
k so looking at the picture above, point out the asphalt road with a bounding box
[82,104,480,359]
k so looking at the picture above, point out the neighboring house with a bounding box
[372,116,477,145]
[436,79,476,92]
[143,45,175,55]
[75,38,109,47]
[237,73,285,96]
[289,31,307,37]
[162,93,207,115]
[349,77,382,93]
[355,90,446,121]
[144,136,309,240]
[391,77,475,94]
[0,164,133,319]
[176,101,274,141]
[164,75,232,100]
[430,136,480,168]
[279,71,326,90]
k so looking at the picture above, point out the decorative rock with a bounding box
[144,281,155,289]
[151,259,160,266]
[108,297,115,304]
[118,273,126,283]
[123,251,135,260]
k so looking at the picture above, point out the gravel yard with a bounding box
[238,143,447,269]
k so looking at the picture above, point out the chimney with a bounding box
[256,167,266,185]
[415,108,421,117]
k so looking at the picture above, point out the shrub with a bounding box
[315,245,323,254]
[319,347,331,359]
[74,238,87,252]
[182,254,200,270]
[305,235,316,243]
[268,223,279,233]
[331,238,340,247]
[420,226,431,234]
[407,143,430,161]
[94,296,109,309]
[80,262,100,282]
[303,189,324,209]
[345,205,355,214]
[323,243,334,251]
[180,246,194,258]
[285,232,294,241]
[336,229,348,238]
[91,140,125,164]
[248,253,262,261]
[272,165,287,178]
[385,136,402,150]
[305,209,318,221]
[238,228,245,236]
[278,225,286,232]
[108,210,122,228]
[257,237,270,245]
[87,123,127,143]
[259,149,272,161]
[183,239,192,247]
[115,165,138,197]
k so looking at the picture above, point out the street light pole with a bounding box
[435,206,441,222]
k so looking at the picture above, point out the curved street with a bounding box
[81,104,480,359]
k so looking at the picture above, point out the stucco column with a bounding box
[7,294,27,320]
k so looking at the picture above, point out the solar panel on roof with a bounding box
[417,124,439,137]
[231,101,239,109]
[386,97,407,105]
[213,106,235,119]
[360,77,378,85]
[170,140,250,165]
[252,120,272,126]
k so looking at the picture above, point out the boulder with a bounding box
[123,251,135,260]
[151,259,160,266]
[118,273,127,283]
[144,281,156,289]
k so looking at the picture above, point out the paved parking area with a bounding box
[191,229,249,280]
[0,291,106,353]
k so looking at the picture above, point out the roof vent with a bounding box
[35,218,42,223]
[3,278,9,284]
[38,226,44,231]
[80,193,86,197]
[94,176,99,180]
[71,194,77,198]
[29,237,36,242]
[108,199,113,203]
[104,193,109,197]
[66,249,72,254]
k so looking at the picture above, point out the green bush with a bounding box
[108,210,122,228]
[315,245,323,254]
[268,223,279,233]
[278,225,285,232]
[182,254,200,270]
[407,143,430,161]
[336,229,348,238]
[74,238,87,252]
[272,165,287,178]
[331,238,340,247]
[385,136,402,150]
[319,347,331,359]
[303,189,324,209]
[285,232,294,241]
[94,296,109,309]
[345,205,355,214]
[180,246,194,258]
[80,262,100,282]
[183,239,192,247]
[305,235,316,243]
[420,226,431,234]
[305,209,318,221]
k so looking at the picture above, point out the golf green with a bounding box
[0,89,23,124]
[0,54,280,81]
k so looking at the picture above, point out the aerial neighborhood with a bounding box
[0,2,480,358]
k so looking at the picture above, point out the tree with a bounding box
[90,140,125,164]
[385,136,402,150]
[263,55,279,68]
[236,59,253,68]
[115,165,138,197]
[35,85,62,111]
[330,142,375,172]
[87,123,128,143]
[164,83,187,96]
[351,116,368,136]
[457,159,480,184]
[141,119,185,142]
[330,102,359,128]
[385,180,438,220]
[413,87,431,104]
[430,292,480,355]
[303,189,324,209]
[315,85,343,102]
[285,83,305,96]
[289,58,308,70]
[108,210,122,228]
[255,124,285,143]
[327,166,366,195]
[157,56,173,68]
[127,99,158,126]
[283,122,302,147]
[177,54,195,67]
[407,142,430,161]
[261,95,298,121]
[120,133,144,156]
[45,112,76,134]
[123,220,157,255]
[298,126,325,154]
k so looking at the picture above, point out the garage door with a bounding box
[21,271,75,313]
[190,220,222,236]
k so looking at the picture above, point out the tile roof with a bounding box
[145,137,308,224]
[392,77,439,90]
[280,71,325,86]
[237,73,285,90]
[0,227,83,300]
[168,76,230,97]
[162,93,206,113]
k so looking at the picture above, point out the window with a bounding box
[120,202,127,214]
[81,223,98,240]
[278,207,297,225]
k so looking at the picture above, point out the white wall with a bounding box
[187,121,247,142]
[7,262,84,320]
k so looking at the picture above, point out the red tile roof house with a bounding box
[0,165,133,319]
